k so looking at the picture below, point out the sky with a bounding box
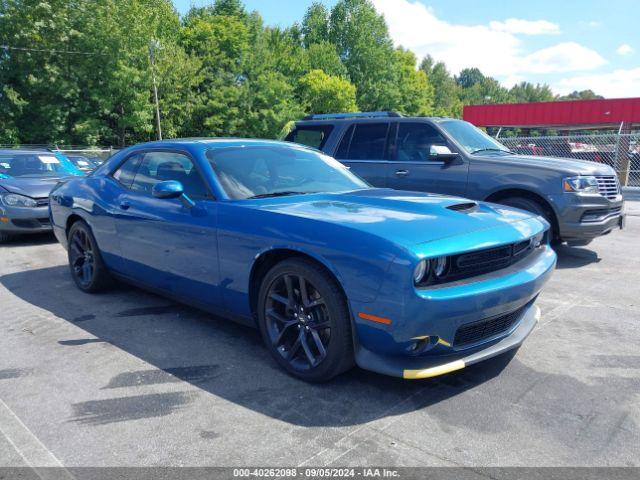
[172,0,639,98]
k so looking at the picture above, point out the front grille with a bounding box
[35,197,49,207]
[595,176,620,200]
[454,305,527,347]
[11,217,49,229]
[581,207,622,223]
[445,236,541,282]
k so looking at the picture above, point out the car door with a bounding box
[386,122,469,196]
[334,123,391,187]
[111,150,221,307]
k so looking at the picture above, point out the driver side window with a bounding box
[395,124,447,162]
[131,152,210,199]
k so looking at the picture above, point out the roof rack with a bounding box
[302,111,403,121]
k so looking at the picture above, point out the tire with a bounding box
[0,233,12,244]
[67,220,113,293]
[257,258,354,382]
[499,196,559,243]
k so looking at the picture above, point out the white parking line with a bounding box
[0,398,74,479]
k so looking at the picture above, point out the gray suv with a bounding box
[285,112,625,246]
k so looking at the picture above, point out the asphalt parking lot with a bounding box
[0,204,639,469]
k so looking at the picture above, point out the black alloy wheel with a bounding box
[69,226,95,288]
[67,221,112,293]
[265,273,331,370]
[258,258,354,382]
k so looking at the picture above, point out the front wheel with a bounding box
[257,258,354,382]
[67,221,112,293]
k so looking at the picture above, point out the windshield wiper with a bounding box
[248,191,310,199]
[471,148,513,155]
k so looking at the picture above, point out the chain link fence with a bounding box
[495,133,640,188]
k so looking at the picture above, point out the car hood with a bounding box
[0,176,65,198]
[478,153,616,176]
[249,189,543,251]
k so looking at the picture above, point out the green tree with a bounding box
[301,2,330,47]
[420,55,462,117]
[557,90,604,101]
[328,0,399,111]
[306,42,348,78]
[299,69,357,114]
[393,48,433,116]
[456,68,511,105]
[0,0,83,143]
[509,81,554,103]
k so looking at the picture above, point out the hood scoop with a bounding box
[446,201,479,213]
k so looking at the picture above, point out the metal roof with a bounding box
[463,97,640,128]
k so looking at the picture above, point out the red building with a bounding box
[463,97,640,132]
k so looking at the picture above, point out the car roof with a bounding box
[294,116,454,126]
[128,138,311,151]
[0,149,52,155]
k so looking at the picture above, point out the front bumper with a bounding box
[0,205,52,235]
[552,193,625,242]
[356,303,539,379]
[351,245,556,379]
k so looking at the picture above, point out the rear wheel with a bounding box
[499,196,559,243]
[257,258,354,382]
[67,221,112,292]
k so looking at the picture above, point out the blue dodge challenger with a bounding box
[49,139,556,381]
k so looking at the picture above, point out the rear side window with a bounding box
[336,123,389,160]
[286,125,333,149]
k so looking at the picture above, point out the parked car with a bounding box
[66,154,100,173]
[0,149,84,243]
[50,139,556,381]
[286,112,626,246]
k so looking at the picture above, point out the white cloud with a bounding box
[372,0,606,78]
[489,18,560,35]
[616,44,634,56]
[555,68,640,97]
[523,42,607,74]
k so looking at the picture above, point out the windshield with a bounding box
[0,152,84,178]
[206,145,370,200]
[439,120,511,155]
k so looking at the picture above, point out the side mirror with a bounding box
[152,180,184,199]
[152,180,196,208]
[429,145,458,161]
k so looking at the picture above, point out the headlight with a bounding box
[433,256,448,277]
[413,259,429,284]
[563,176,599,194]
[0,193,38,208]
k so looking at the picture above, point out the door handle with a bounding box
[395,169,409,177]
[119,201,130,210]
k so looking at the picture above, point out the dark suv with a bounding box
[285,112,625,246]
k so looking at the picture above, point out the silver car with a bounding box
[0,149,83,243]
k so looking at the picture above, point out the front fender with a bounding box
[216,203,402,318]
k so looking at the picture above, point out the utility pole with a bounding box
[148,40,162,141]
